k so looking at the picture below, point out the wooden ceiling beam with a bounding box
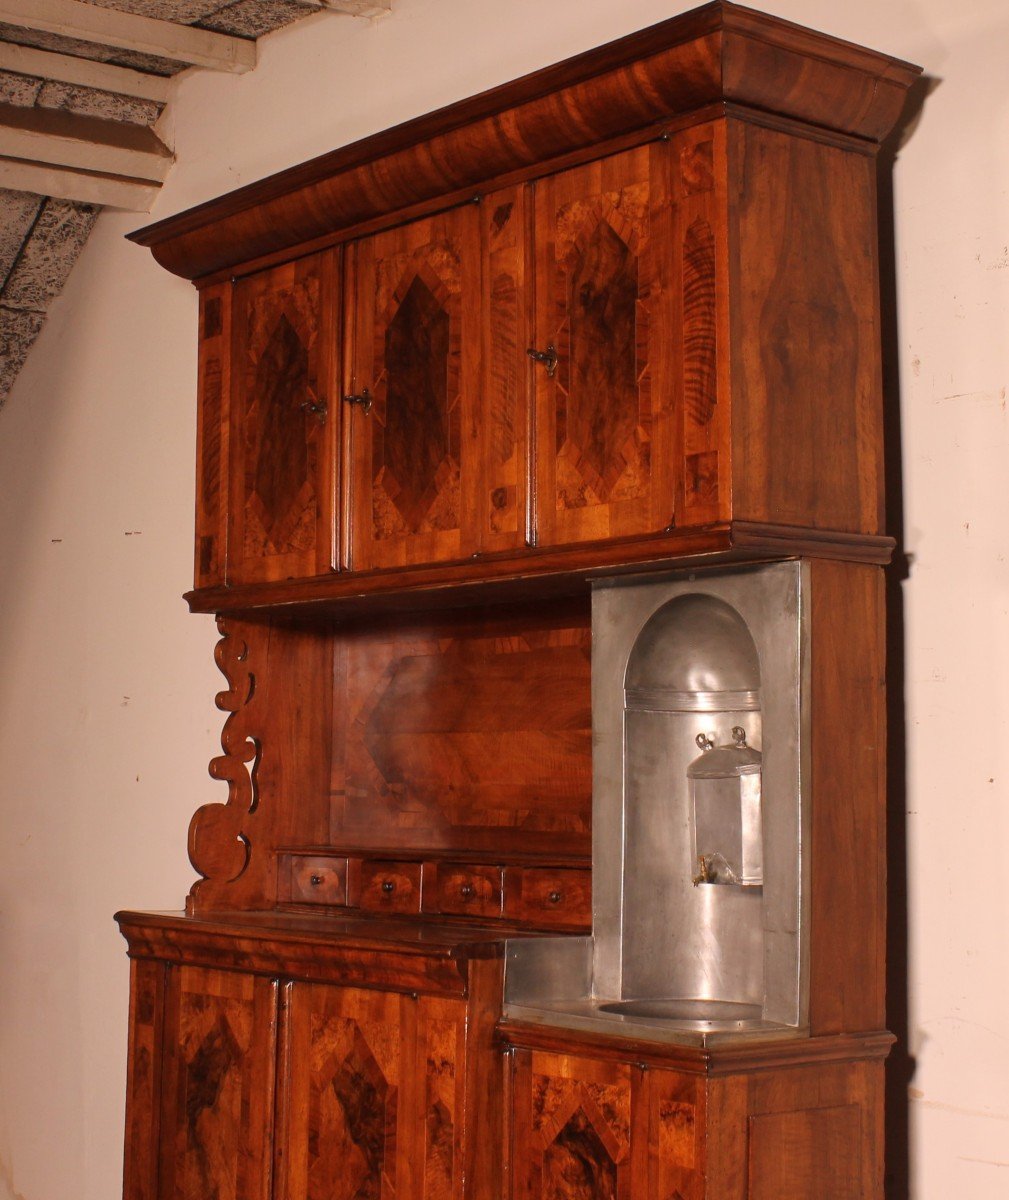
[0,102,173,186]
[0,156,159,210]
[0,42,173,103]
[294,0,393,14]
[0,0,257,74]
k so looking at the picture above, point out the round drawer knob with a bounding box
[381,880,395,894]
[548,890,563,905]
[310,874,324,886]
[460,883,475,899]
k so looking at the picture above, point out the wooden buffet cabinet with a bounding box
[117,5,920,1198]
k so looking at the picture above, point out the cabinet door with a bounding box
[157,966,278,1200]
[510,1048,638,1200]
[531,144,678,548]
[228,251,340,584]
[346,206,482,571]
[277,982,411,1200]
[278,983,470,1200]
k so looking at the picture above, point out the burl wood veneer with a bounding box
[119,5,919,1199]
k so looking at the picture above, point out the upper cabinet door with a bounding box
[532,144,679,549]
[228,251,340,585]
[345,205,490,572]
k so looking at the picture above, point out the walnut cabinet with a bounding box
[121,6,919,1200]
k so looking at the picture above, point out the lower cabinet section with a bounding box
[119,913,505,1200]
[506,1040,888,1200]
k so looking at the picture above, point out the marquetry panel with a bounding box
[195,284,231,588]
[348,205,480,571]
[416,997,467,1199]
[228,251,339,584]
[329,602,592,856]
[643,1070,705,1200]
[533,143,676,548]
[671,121,731,529]
[511,1049,636,1200]
[158,966,277,1200]
[480,185,530,553]
[280,982,409,1200]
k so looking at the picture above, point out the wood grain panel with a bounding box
[195,284,231,588]
[643,1070,705,1200]
[123,958,166,1200]
[534,144,676,547]
[415,996,467,1200]
[670,121,731,529]
[481,185,530,553]
[728,120,885,534]
[748,1105,862,1199]
[511,1049,636,1200]
[808,560,887,1035]
[329,601,592,856]
[348,205,480,571]
[228,251,339,584]
[158,966,277,1200]
[280,983,408,1200]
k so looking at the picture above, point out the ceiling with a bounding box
[0,0,389,404]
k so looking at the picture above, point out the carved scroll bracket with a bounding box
[188,617,262,894]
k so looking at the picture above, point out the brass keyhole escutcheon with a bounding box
[343,387,373,415]
[526,345,558,379]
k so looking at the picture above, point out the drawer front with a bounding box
[284,855,349,905]
[507,867,592,928]
[434,863,504,918]
[358,860,423,913]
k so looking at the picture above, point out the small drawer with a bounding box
[283,855,349,905]
[507,867,591,928]
[435,864,504,918]
[358,860,423,914]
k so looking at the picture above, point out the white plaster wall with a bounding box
[0,1,1005,1196]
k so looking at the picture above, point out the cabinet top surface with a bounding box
[129,0,920,282]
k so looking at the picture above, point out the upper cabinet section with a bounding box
[140,2,921,613]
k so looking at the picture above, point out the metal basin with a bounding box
[596,998,763,1023]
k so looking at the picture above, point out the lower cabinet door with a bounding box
[276,982,469,1200]
[509,1049,639,1200]
[157,965,279,1200]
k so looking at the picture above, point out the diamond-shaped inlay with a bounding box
[184,1012,243,1139]
[562,218,639,500]
[248,310,315,552]
[311,1025,395,1200]
[382,273,451,530]
[543,1107,618,1200]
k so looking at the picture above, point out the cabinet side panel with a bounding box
[195,285,231,588]
[123,958,166,1200]
[808,561,887,1033]
[728,120,884,534]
